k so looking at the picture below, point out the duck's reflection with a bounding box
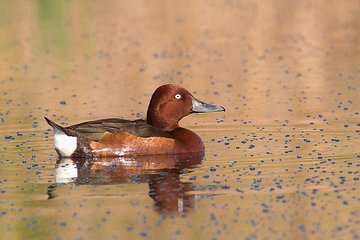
[48,152,203,214]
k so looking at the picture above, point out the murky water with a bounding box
[1,1,359,239]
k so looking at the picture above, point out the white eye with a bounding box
[175,94,182,100]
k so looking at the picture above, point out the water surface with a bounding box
[0,1,359,240]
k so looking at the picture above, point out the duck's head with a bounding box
[146,84,225,132]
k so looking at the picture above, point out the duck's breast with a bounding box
[170,128,205,153]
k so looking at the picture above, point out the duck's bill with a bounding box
[191,97,225,113]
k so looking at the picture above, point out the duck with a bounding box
[45,84,225,158]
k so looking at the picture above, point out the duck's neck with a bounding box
[147,111,180,132]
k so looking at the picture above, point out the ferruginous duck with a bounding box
[45,84,225,158]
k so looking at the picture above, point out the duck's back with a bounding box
[68,118,173,141]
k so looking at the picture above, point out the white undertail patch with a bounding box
[53,128,77,157]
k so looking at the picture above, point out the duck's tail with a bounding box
[44,117,72,135]
[44,117,78,157]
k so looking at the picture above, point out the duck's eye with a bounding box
[175,94,182,100]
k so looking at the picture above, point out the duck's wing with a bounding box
[67,118,173,141]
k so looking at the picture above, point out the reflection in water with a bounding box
[149,169,195,214]
[48,152,204,214]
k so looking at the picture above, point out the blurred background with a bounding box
[0,0,359,125]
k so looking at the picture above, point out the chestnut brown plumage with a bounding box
[45,84,225,158]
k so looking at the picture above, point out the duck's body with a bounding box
[46,84,224,158]
[45,117,204,157]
